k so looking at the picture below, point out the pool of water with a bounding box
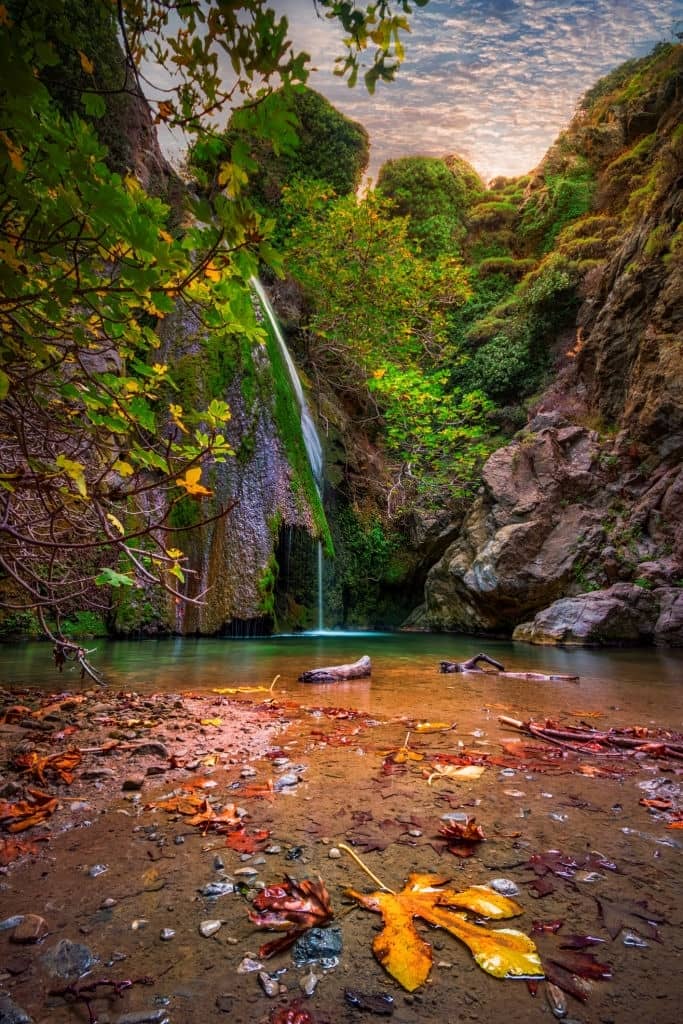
[2,632,682,729]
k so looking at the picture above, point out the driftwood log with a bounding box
[298,655,371,683]
[440,652,578,682]
[499,715,683,760]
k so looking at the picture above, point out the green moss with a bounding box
[257,553,279,618]
[259,313,333,554]
[476,256,536,277]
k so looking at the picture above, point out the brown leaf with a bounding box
[249,875,333,959]
[597,896,666,941]
[0,788,58,832]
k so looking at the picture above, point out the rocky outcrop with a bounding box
[513,583,683,646]
[419,46,683,646]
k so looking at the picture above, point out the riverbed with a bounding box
[1,634,682,1024]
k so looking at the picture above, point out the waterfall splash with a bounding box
[251,278,326,630]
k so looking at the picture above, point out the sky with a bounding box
[263,0,683,182]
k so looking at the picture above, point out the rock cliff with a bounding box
[422,43,683,645]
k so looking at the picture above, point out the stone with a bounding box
[292,925,343,968]
[0,994,33,1024]
[42,938,97,979]
[122,775,145,791]
[513,583,661,646]
[10,914,48,944]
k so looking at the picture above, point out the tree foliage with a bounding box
[0,0,430,651]
[281,181,494,503]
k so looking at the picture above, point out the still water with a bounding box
[3,632,682,729]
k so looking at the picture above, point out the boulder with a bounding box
[511,582,678,646]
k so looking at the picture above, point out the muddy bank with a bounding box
[1,683,682,1024]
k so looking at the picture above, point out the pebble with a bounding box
[173,835,185,845]
[131,919,149,931]
[622,930,649,948]
[264,844,281,854]
[199,919,222,937]
[116,1010,169,1024]
[0,994,33,1024]
[489,878,520,897]
[100,898,117,909]
[274,773,299,790]
[258,971,280,997]
[213,855,225,870]
[550,813,568,823]
[122,775,145,791]
[328,847,341,859]
[0,916,25,932]
[234,866,258,877]
[199,880,235,897]
[408,828,422,838]
[237,955,263,973]
[546,981,568,1018]
[575,871,603,883]
[299,967,320,996]
[440,811,469,823]
[87,863,109,877]
[10,914,48,944]
[292,925,342,969]
[240,767,257,778]
[159,928,175,941]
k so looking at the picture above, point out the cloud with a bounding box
[268,0,683,181]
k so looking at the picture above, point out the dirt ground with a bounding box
[1,683,682,1024]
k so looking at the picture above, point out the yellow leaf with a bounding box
[427,764,485,785]
[113,459,134,477]
[1,132,24,172]
[372,367,386,379]
[348,874,542,992]
[176,466,212,496]
[414,721,453,733]
[166,547,184,560]
[201,717,222,728]
[204,261,222,282]
[169,403,188,434]
[79,50,95,75]
[106,513,125,535]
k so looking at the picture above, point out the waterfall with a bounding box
[251,278,326,630]
[251,278,323,485]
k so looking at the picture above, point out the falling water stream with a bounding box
[251,278,326,629]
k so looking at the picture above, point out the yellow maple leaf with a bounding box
[176,466,212,496]
[348,874,543,992]
[79,50,95,75]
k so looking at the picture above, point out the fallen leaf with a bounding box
[13,748,82,785]
[427,764,485,785]
[249,875,333,959]
[414,721,454,733]
[597,896,666,942]
[187,799,242,833]
[0,835,49,866]
[0,788,59,832]
[347,874,543,992]
[639,798,672,810]
[439,817,486,857]
[200,717,222,727]
[225,828,270,854]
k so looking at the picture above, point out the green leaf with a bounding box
[81,92,106,118]
[95,568,135,588]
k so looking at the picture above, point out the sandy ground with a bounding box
[1,683,682,1024]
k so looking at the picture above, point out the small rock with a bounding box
[115,1010,169,1024]
[82,768,115,780]
[264,844,281,855]
[237,955,263,974]
[122,775,145,791]
[159,928,175,942]
[100,898,117,909]
[299,967,320,996]
[199,919,222,937]
[546,980,568,1018]
[213,855,225,870]
[145,765,166,777]
[0,915,25,932]
[328,848,341,859]
[199,880,234,898]
[489,878,520,897]
[292,926,342,968]
[234,866,257,877]
[215,994,234,1013]
[173,835,185,846]
[42,938,96,979]
[87,863,108,878]
[622,930,649,948]
[258,971,280,997]
[0,994,33,1024]
[131,919,149,931]
[131,741,169,758]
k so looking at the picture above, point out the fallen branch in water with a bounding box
[49,975,155,1024]
[440,654,578,682]
[299,655,371,683]
[499,715,683,760]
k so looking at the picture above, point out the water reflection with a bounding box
[2,634,682,730]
